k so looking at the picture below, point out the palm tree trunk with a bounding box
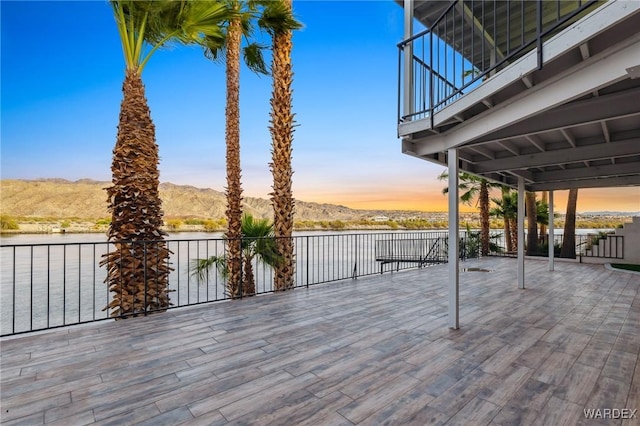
[560,188,578,258]
[101,69,171,317]
[479,182,490,256]
[225,17,243,298]
[509,217,518,252]
[539,191,548,242]
[526,192,538,255]
[504,218,512,253]
[242,254,256,296]
[270,0,295,291]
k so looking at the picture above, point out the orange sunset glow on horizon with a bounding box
[297,186,640,214]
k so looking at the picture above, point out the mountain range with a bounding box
[0,178,436,222]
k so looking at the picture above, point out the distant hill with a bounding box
[0,178,436,222]
[581,211,640,217]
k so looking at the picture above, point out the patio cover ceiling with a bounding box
[399,1,640,193]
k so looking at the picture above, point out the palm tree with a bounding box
[560,188,579,258]
[265,0,302,291]
[192,214,282,297]
[526,192,538,255]
[490,188,518,252]
[200,1,299,295]
[101,1,227,318]
[539,191,548,238]
[202,0,282,298]
[438,171,499,256]
[536,199,550,227]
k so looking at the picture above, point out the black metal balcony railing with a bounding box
[1,231,476,337]
[397,0,599,125]
[491,232,624,260]
[0,230,623,337]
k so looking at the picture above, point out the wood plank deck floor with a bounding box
[1,258,639,425]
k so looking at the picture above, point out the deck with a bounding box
[1,258,639,425]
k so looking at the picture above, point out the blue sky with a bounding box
[1,0,637,213]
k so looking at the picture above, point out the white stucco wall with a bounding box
[616,216,640,264]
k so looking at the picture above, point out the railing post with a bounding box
[403,0,414,122]
[429,29,434,128]
[143,241,148,316]
[78,244,82,324]
[30,246,34,332]
[239,237,243,299]
[548,190,555,271]
[306,235,310,288]
[352,234,358,279]
[537,0,543,70]
[62,245,66,325]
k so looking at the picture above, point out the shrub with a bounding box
[0,215,19,230]
[166,219,182,230]
[203,219,219,232]
[329,220,346,230]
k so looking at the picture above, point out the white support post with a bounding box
[403,0,414,121]
[517,177,525,289]
[548,190,555,271]
[448,148,460,329]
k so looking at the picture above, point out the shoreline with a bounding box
[0,224,619,236]
[2,216,633,236]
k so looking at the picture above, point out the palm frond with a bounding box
[239,214,282,268]
[203,35,227,63]
[191,256,228,282]
[255,237,283,268]
[258,0,303,35]
[179,1,229,44]
[242,42,268,75]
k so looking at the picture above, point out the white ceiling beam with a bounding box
[606,116,614,167]
[560,129,576,148]
[601,121,611,143]
[533,162,640,182]
[530,176,640,191]
[525,135,546,152]
[467,145,495,160]
[472,87,640,145]
[498,141,520,155]
[579,42,591,60]
[579,42,601,97]
[504,169,535,183]
[521,75,533,89]
[470,139,639,174]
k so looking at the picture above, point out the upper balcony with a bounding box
[397,0,640,190]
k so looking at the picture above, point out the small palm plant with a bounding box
[192,214,283,297]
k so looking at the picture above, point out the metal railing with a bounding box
[397,0,599,124]
[1,231,478,337]
[490,232,624,260]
